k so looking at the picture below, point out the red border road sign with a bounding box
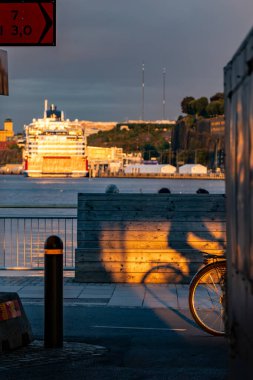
[0,0,56,46]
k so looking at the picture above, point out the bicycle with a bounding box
[189,255,226,336]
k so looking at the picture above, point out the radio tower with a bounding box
[162,67,166,120]
[141,62,145,120]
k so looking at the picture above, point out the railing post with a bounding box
[44,235,63,348]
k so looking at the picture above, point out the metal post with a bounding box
[141,61,145,120]
[44,235,63,348]
[162,67,166,120]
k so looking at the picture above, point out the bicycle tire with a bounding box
[189,260,226,336]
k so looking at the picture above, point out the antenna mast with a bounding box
[141,62,145,120]
[162,67,166,120]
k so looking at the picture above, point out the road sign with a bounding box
[0,1,56,46]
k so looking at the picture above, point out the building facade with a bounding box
[0,118,14,142]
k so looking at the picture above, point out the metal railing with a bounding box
[0,208,77,270]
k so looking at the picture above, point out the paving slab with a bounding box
[18,286,44,298]
[108,295,143,307]
[64,288,83,298]
[113,285,145,296]
[79,292,113,299]
[144,284,177,294]
[0,285,24,292]
[84,284,115,289]
[176,284,190,309]
[143,287,178,309]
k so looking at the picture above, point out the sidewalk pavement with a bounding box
[0,270,191,309]
[0,271,229,380]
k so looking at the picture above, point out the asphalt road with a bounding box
[4,303,228,380]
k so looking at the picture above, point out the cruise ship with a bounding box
[23,100,88,177]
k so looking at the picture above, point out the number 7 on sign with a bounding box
[0,1,56,46]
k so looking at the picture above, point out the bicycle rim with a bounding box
[189,261,226,336]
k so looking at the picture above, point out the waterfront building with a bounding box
[86,147,143,176]
[86,146,124,175]
[0,118,14,142]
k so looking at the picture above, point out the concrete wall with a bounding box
[75,194,226,283]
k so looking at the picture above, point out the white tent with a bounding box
[160,164,177,174]
[179,164,207,174]
[124,164,159,174]
[124,164,176,174]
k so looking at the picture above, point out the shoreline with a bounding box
[0,173,225,180]
[93,173,225,180]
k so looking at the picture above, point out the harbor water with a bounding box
[0,175,225,212]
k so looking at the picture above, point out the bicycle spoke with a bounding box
[208,274,219,294]
[189,261,226,336]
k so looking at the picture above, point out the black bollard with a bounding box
[44,235,63,348]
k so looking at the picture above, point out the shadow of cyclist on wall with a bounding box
[141,193,226,327]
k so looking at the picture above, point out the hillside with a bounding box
[87,122,174,162]
[87,116,224,168]
[0,143,22,165]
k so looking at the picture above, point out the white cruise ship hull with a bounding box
[23,102,88,178]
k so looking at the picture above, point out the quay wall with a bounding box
[99,173,225,180]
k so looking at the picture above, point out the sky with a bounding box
[1,0,253,133]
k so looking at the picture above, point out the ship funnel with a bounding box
[44,99,48,118]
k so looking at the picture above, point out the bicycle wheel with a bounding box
[189,260,226,336]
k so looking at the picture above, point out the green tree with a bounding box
[206,100,224,117]
[218,100,224,115]
[181,96,195,114]
[206,101,220,117]
[188,100,197,115]
[141,143,159,160]
[194,97,209,116]
[210,92,224,102]
[196,150,209,166]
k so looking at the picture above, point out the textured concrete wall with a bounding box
[75,194,226,283]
